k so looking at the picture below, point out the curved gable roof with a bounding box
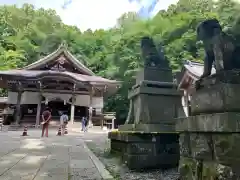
[178,60,216,90]
[24,44,95,76]
[183,60,215,79]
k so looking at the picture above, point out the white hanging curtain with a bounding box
[91,97,104,108]
[75,95,90,106]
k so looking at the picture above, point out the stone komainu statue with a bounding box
[197,19,240,78]
[140,36,169,68]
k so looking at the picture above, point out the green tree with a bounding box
[0,1,239,124]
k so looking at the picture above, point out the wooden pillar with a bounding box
[70,95,75,124]
[112,117,115,130]
[15,82,22,125]
[101,114,104,129]
[36,81,42,128]
[35,95,42,128]
[88,86,94,128]
[182,90,189,117]
[88,107,93,128]
[185,90,189,117]
[71,83,76,124]
[188,93,192,116]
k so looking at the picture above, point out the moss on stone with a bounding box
[179,158,219,180]
[179,158,195,180]
[110,130,178,134]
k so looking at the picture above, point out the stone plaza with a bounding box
[0,128,113,180]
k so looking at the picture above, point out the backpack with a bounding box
[62,115,68,123]
[84,118,88,126]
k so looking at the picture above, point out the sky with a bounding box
[0,0,179,31]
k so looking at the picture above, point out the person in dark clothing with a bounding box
[81,116,88,132]
[41,107,51,137]
[81,116,85,131]
[84,117,88,132]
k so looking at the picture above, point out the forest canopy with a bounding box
[0,0,240,124]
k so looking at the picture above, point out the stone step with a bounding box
[7,125,22,131]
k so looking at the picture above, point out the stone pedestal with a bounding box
[176,71,240,180]
[108,132,179,169]
[109,67,183,170]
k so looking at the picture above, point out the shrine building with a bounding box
[0,44,120,126]
[177,60,215,117]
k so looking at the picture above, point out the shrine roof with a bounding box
[183,60,215,79]
[178,60,216,89]
[23,43,94,76]
[0,69,120,87]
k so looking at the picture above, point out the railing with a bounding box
[102,112,116,130]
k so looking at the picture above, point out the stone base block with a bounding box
[108,131,179,170]
[136,67,173,84]
[118,123,175,132]
[177,123,240,178]
[8,124,21,131]
[178,131,240,166]
[191,71,240,115]
[124,153,179,170]
[179,157,238,180]
[176,112,240,132]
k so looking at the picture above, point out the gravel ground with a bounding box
[82,132,180,180]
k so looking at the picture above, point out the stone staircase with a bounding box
[7,118,61,131]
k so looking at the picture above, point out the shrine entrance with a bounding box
[21,97,88,124]
[47,98,87,122]
[47,98,69,120]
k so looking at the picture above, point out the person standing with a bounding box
[59,111,64,134]
[60,111,68,135]
[41,107,51,137]
[81,116,86,131]
[84,117,88,132]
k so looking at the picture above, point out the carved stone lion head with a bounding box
[197,19,222,41]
